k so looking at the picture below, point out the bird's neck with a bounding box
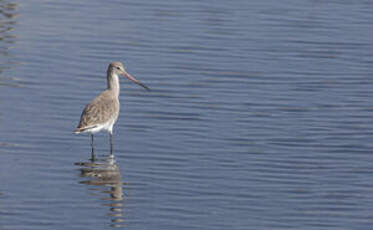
[107,71,120,97]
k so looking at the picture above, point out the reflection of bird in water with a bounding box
[75,155,126,228]
[74,62,150,160]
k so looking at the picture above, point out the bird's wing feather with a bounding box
[76,91,119,129]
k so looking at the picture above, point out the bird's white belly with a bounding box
[89,119,116,134]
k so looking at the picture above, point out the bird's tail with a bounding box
[73,128,82,134]
[73,125,97,134]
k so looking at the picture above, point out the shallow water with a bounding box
[1,0,373,229]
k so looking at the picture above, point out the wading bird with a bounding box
[74,62,149,160]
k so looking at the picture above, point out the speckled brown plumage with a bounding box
[75,90,119,133]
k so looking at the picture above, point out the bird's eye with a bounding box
[116,67,120,70]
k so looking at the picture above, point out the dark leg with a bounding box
[109,132,113,156]
[90,134,95,161]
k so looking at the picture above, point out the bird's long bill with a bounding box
[122,71,150,91]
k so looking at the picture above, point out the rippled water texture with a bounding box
[1,0,373,229]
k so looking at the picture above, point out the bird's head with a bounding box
[109,62,150,91]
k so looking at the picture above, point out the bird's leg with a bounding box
[109,132,113,156]
[90,134,95,161]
